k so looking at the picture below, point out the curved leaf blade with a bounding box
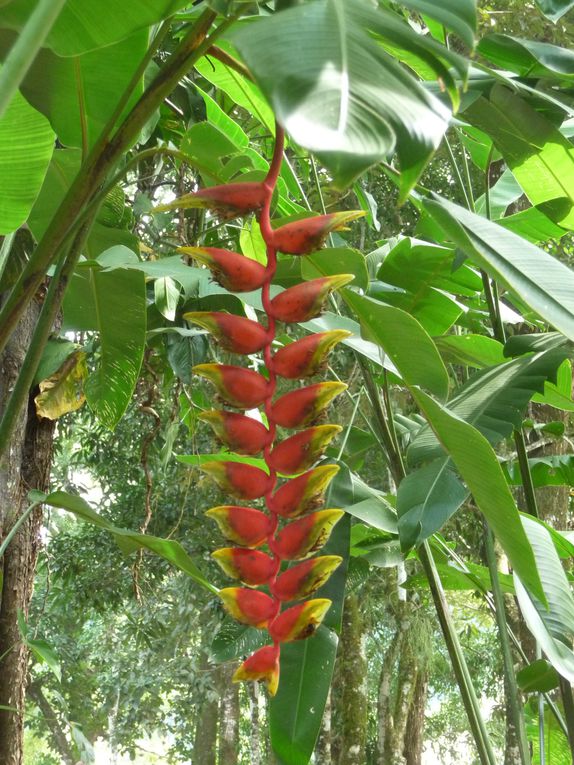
[411,388,544,603]
[81,266,147,429]
[515,516,574,681]
[0,0,189,55]
[408,349,567,463]
[398,0,477,48]
[533,0,574,22]
[0,87,54,234]
[423,194,574,342]
[344,290,450,401]
[233,0,450,191]
[42,490,217,594]
[397,458,468,550]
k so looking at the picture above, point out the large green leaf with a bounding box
[0,0,189,55]
[373,236,481,334]
[303,247,369,292]
[504,455,574,489]
[40,490,217,593]
[478,35,574,80]
[194,52,275,132]
[422,194,574,342]
[515,516,574,681]
[533,0,574,22]
[464,87,574,228]
[408,349,566,464]
[397,458,468,550]
[0,29,147,150]
[233,0,453,192]
[398,0,476,48]
[344,290,450,401]
[0,86,54,234]
[63,263,146,429]
[435,334,506,369]
[411,388,544,603]
[269,463,351,765]
[497,202,568,244]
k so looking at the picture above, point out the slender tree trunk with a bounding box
[315,689,332,764]
[388,650,416,765]
[218,665,239,765]
[404,670,428,765]
[376,627,405,764]
[27,682,75,765]
[0,232,56,765]
[336,593,368,765]
[192,656,219,765]
[248,682,261,765]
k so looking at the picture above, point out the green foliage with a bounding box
[2,1,574,762]
[0,86,53,234]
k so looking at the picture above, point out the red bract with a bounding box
[268,599,331,642]
[201,461,273,500]
[270,382,347,429]
[233,645,280,696]
[185,312,270,355]
[154,181,267,219]
[179,246,268,293]
[212,548,276,586]
[271,211,365,255]
[268,464,340,518]
[219,587,276,627]
[271,509,344,560]
[272,330,351,379]
[193,364,270,409]
[205,506,272,548]
[268,425,342,475]
[199,410,270,455]
[272,556,342,601]
[269,275,354,323]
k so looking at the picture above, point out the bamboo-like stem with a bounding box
[0,0,67,119]
[0,501,41,560]
[484,521,531,764]
[419,542,498,765]
[0,9,224,355]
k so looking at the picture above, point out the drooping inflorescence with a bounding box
[161,124,363,696]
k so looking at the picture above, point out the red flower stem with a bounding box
[259,123,285,627]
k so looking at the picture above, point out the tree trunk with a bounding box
[218,665,240,765]
[315,688,332,764]
[388,649,416,765]
[248,682,261,765]
[376,627,405,764]
[192,659,219,765]
[27,682,75,765]
[404,670,428,765]
[0,232,56,765]
[336,593,368,765]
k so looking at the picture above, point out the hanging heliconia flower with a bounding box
[159,123,363,696]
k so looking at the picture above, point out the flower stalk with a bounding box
[168,123,362,694]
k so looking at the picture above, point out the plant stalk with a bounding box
[484,520,531,764]
[419,542,498,765]
[0,501,41,559]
